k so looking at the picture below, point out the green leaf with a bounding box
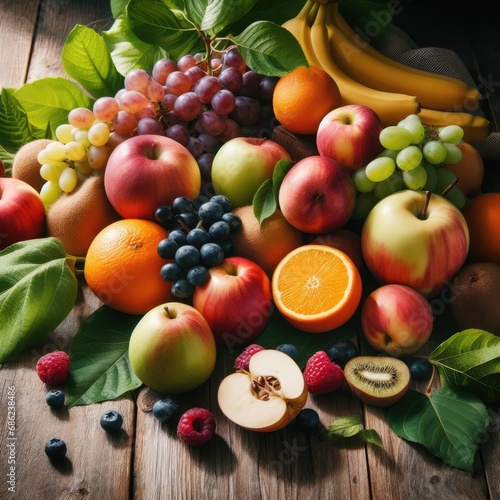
[321,415,382,447]
[233,21,309,76]
[110,0,129,19]
[62,25,124,99]
[360,429,383,447]
[103,17,168,76]
[14,78,92,138]
[126,0,201,60]
[429,329,500,404]
[0,89,44,154]
[0,144,15,174]
[200,0,258,36]
[388,388,490,473]
[0,238,78,363]
[217,308,358,368]
[66,305,143,408]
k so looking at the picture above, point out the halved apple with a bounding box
[217,349,308,432]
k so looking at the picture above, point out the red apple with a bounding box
[192,256,273,348]
[361,284,433,357]
[316,104,383,173]
[211,137,292,208]
[278,155,356,234]
[0,177,46,251]
[104,134,201,220]
[361,190,469,298]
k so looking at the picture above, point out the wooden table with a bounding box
[1,1,499,499]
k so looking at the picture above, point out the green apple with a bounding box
[210,137,291,208]
[128,302,217,394]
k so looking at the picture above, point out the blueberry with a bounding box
[218,238,233,256]
[168,229,188,247]
[295,408,320,432]
[175,245,200,269]
[193,195,210,210]
[157,237,178,259]
[198,201,224,224]
[45,389,65,408]
[172,196,194,214]
[325,340,358,369]
[100,410,123,433]
[152,398,179,423]
[186,227,211,248]
[177,212,199,229]
[208,220,231,241]
[160,262,184,282]
[186,265,210,286]
[210,194,232,213]
[155,205,175,227]
[409,359,433,381]
[171,278,194,298]
[200,242,224,267]
[45,438,67,459]
[221,212,242,233]
[276,344,299,360]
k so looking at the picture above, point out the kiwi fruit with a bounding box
[449,261,500,335]
[11,139,54,191]
[344,356,411,407]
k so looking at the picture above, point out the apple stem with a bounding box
[420,191,431,220]
[163,306,173,318]
[440,176,459,198]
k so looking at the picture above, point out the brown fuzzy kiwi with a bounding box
[449,262,500,335]
[46,175,121,257]
[344,356,411,407]
[230,205,304,278]
[11,139,54,191]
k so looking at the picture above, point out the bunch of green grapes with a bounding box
[352,114,466,219]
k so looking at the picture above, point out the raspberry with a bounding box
[303,351,345,395]
[177,407,216,446]
[36,351,70,386]
[234,344,265,370]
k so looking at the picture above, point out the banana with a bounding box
[327,1,481,112]
[308,3,420,127]
[282,0,321,67]
[418,108,490,142]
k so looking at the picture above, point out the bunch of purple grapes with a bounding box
[155,194,242,298]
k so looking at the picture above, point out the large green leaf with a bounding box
[429,329,500,404]
[103,16,168,75]
[126,0,202,60]
[13,78,92,137]
[66,305,143,408]
[388,388,490,473]
[62,25,124,99]
[199,0,258,36]
[0,238,78,362]
[0,144,15,173]
[232,21,309,76]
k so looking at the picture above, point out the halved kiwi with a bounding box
[344,356,410,407]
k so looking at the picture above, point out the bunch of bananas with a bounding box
[282,0,489,142]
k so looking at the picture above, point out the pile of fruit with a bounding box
[1,0,500,461]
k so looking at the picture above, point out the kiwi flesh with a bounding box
[344,356,411,407]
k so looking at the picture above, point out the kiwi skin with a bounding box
[344,356,411,407]
[449,262,500,336]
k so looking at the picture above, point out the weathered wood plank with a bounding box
[0,0,41,89]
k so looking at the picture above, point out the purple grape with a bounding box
[173,91,202,122]
[237,70,264,98]
[194,75,222,104]
[218,67,243,93]
[136,117,164,136]
[165,124,190,146]
[197,110,226,136]
[229,96,261,125]
[211,89,236,115]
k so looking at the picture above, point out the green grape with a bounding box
[396,145,423,171]
[55,124,74,144]
[399,119,426,145]
[74,160,94,176]
[64,141,87,162]
[422,161,438,192]
[379,125,413,150]
[402,164,427,190]
[40,180,63,205]
[443,143,463,164]
[435,166,458,194]
[37,142,66,164]
[422,140,447,164]
[59,166,78,193]
[377,148,399,162]
[373,171,405,199]
[39,161,67,182]
[73,129,91,148]
[365,156,396,182]
[88,122,111,147]
[404,114,422,123]
[438,124,464,144]
[352,191,378,220]
[444,185,467,209]
[352,167,375,193]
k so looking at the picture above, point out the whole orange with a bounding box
[84,219,174,314]
[445,142,484,196]
[273,65,341,135]
[462,192,500,265]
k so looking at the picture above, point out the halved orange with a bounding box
[272,244,362,333]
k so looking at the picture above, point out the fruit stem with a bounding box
[441,176,459,198]
[420,191,431,220]
[425,363,436,395]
